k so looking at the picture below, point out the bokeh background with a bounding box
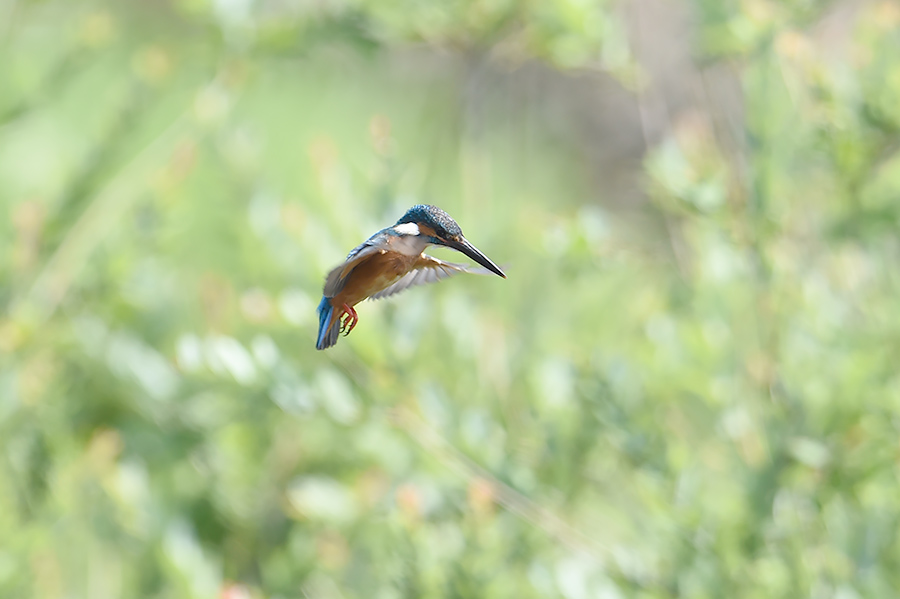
[3,0,900,597]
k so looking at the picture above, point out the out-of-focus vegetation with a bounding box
[3,0,900,597]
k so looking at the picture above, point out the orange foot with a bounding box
[339,303,359,336]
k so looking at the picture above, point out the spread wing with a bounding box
[323,233,388,297]
[369,254,492,301]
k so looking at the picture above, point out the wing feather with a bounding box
[323,238,387,297]
[369,254,491,301]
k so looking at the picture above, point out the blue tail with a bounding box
[316,297,341,350]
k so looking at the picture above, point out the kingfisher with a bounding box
[316,204,506,350]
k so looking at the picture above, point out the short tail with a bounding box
[316,297,341,350]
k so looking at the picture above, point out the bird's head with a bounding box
[394,204,506,278]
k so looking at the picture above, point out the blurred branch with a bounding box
[47,82,151,242]
[391,406,613,568]
[0,50,92,129]
[9,76,218,324]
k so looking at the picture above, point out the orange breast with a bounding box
[332,252,417,306]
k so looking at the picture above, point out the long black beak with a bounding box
[444,237,506,278]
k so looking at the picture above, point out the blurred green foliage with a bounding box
[2,0,900,598]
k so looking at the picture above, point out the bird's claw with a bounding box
[339,304,358,336]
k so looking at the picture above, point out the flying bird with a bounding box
[316,204,506,350]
